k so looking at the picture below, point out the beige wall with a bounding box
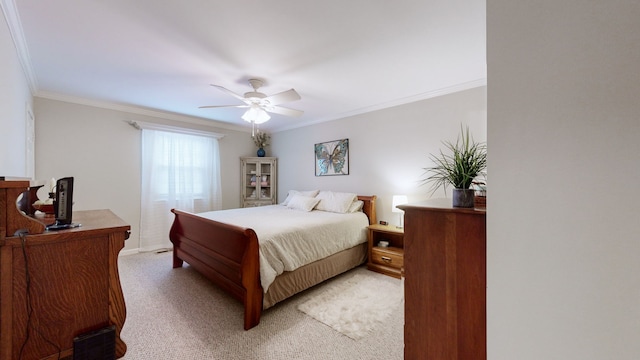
[272,86,487,225]
[33,86,485,252]
[0,10,33,177]
[34,97,255,252]
[487,1,640,358]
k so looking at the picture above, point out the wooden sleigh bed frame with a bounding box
[169,195,376,330]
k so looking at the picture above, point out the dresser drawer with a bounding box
[371,247,404,269]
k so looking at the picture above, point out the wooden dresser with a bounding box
[1,181,129,359]
[399,199,486,360]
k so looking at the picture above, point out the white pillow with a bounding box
[286,195,321,212]
[281,190,319,206]
[314,191,358,213]
[347,200,364,213]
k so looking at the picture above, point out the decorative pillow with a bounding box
[286,195,321,212]
[347,200,364,213]
[281,190,319,206]
[314,191,358,213]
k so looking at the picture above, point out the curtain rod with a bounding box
[125,120,225,139]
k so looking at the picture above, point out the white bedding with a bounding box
[196,205,369,293]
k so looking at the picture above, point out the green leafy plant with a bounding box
[421,125,487,195]
[252,131,270,148]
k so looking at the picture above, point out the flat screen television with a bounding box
[47,177,80,230]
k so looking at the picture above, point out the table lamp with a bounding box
[392,195,408,229]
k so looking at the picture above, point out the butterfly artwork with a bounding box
[315,139,349,176]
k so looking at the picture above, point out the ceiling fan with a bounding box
[199,79,304,125]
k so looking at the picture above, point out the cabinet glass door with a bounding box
[244,162,258,200]
[258,162,273,200]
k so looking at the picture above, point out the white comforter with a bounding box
[197,205,369,293]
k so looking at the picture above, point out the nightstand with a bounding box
[367,224,404,279]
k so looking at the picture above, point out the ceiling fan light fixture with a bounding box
[242,105,271,124]
[201,79,302,128]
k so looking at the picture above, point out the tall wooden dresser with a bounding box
[1,180,129,359]
[399,199,486,360]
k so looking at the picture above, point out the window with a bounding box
[139,126,222,251]
[151,131,211,198]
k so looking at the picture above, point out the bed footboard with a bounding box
[169,209,263,330]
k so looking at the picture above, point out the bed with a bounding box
[169,192,377,330]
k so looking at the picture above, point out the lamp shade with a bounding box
[392,195,408,213]
[242,104,271,124]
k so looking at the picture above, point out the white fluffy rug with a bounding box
[297,273,403,340]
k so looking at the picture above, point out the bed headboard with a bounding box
[357,195,377,225]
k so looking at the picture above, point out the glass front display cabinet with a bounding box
[241,157,277,207]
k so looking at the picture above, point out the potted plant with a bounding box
[421,125,487,208]
[252,131,270,157]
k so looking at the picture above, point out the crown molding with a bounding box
[36,79,486,135]
[274,78,487,132]
[1,0,38,94]
[35,90,249,133]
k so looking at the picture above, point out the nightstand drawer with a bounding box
[371,247,403,269]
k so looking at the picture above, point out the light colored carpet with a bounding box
[297,274,403,339]
[118,251,403,360]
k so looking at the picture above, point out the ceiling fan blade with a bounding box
[210,84,249,103]
[264,88,301,106]
[199,104,249,109]
[266,106,304,117]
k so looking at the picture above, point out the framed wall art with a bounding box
[314,138,349,176]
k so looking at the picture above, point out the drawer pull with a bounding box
[381,256,392,263]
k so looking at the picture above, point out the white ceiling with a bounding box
[11,0,486,132]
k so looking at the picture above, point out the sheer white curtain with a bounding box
[139,128,222,251]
